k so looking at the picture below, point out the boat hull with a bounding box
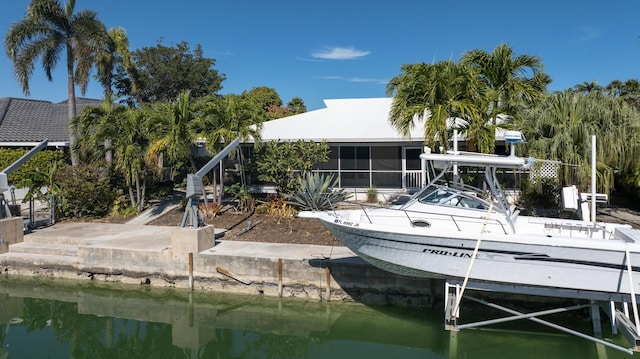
[317,213,640,299]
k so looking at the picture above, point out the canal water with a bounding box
[0,277,634,358]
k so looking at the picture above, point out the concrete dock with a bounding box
[0,220,436,307]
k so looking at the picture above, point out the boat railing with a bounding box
[333,201,510,235]
[537,219,616,240]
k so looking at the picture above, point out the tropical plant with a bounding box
[226,183,254,213]
[573,80,603,94]
[4,0,109,165]
[460,43,550,121]
[519,90,640,196]
[147,91,198,175]
[95,27,132,98]
[286,97,307,114]
[366,186,378,203]
[284,172,350,211]
[252,140,330,193]
[386,60,484,152]
[18,161,61,202]
[111,109,152,211]
[256,194,296,218]
[54,163,116,218]
[70,93,127,164]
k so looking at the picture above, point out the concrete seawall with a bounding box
[0,221,437,307]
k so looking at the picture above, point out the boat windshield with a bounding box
[418,187,490,210]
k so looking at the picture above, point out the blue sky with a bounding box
[1,0,640,111]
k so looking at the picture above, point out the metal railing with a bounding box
[328,200,510,235]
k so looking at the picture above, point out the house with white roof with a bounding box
[252,97,517,194]
[252,97,428,193]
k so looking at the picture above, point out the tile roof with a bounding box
[0,97,102,145]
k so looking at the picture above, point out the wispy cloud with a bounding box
[311,46,370,60]
[577,26,602,42]
[319,75,387,84]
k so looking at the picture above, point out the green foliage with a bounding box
[109,190,138,218]
[252,140,330,193]
[284,172,350,211]
[366,186,378,203]
[0,149,65,184]
[616,164,640,204]
[387,60,485,152]
[242,86,283,111]
[114,41,225,106]
[226,183,255,212]
[286,97,307,114]
[18,161,61,202]
[54,164,116,219]
[518,90,640,196]
[518,178,561,212]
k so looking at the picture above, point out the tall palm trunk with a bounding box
[67,41,79,166]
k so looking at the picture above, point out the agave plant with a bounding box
[285,172,350,211]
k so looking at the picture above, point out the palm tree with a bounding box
[72,100,150,211]
[147,91,198,177]
[605,80,624,97]
[386,60,484,152]
[191,94,265,203]
[287,97,307,114]
[520,90,640,195]
[4,0,109,165]
[460,44,549,122]
[573,80,603,94]
[70,93,126,164]
[95,27,132,98]
[112,109,151,211]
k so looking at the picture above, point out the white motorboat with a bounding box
[300,151,640,300]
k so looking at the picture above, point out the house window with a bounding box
[340,146,370,170]
[371,146,401,188]
[310,145,411,189]
[315,146,338,170]
[341,172,370,187]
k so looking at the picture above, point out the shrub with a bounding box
[0,149,65,184]
[226,183,255,212]
[251,140,329,193]
[256,194,296,218]
[366,186,378,203]
[518,178,561,217]
[284,172,350,211]
[109,190,138,218]
[54,164,116,218]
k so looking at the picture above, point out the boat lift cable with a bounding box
[624,242,640,335]
[452,202,494,316]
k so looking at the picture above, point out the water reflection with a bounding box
[0,277,633,358]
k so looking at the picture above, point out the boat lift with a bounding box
[181,138,240,228]
[444,279,640,355]
[0,140,48,219]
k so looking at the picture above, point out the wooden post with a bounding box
[188,253,194,291]
[277,258,283,297]
[325,265,331,301]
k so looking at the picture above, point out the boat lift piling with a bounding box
[444,279,640,354]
